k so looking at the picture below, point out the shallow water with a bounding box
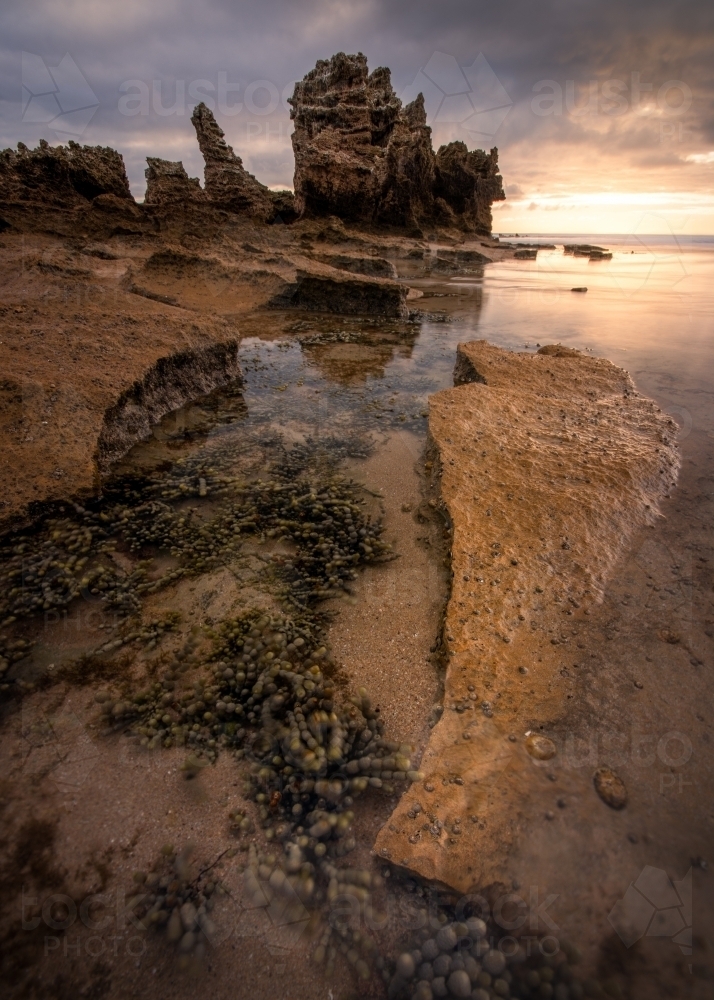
[1,238,713,998]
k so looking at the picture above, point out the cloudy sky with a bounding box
[1,0,712,233]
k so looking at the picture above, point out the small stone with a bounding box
[421,939,439,962]
[465,916,487,940]
[594,767,628,809]
[435,925,457,951]
[526,734,557,760]
[545,810,555,820]
[433,954,451,977]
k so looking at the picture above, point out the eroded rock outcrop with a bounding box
[374,341,680,891]
[289,52,505,234]
[0,138,133,209]
[190,103,295,222]
[0,137,143,234]
[271,258,408,317]
[314,252,398,279]
[143,157,207,207]
[433,141,504,234]
[96,341,242,470]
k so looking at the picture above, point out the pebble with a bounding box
[594,767,628,809]
[526,734,557,760]
[482,950,506,976]
[397,953,416,979]
[435,925,457,951]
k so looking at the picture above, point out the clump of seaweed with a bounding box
[382,905,598,1000]
[128,843,230,970]
[0,437,387,633]
[94,608,424,985]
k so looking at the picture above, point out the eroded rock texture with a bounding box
[190,103,294,222]
[271,258,408,316]
[96,341,242,470]
[0,138,152,237]
[0,138,133,208]
[143,157,207,207]
[289,52,505,234]
[374,341,679,891]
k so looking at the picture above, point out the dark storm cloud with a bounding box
[0,0,712,198]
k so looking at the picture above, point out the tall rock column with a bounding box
[289,52,434,229]
[289,52,506,235]
[190,102,275,219]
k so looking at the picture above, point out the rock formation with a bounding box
[289,52,505,234]
[190,102,295,222]
[270,258,408,317]
[0,138,133,209]
[374,341,680,892]
[314,252,397,279]
[434,141,505,234]
[0,56,505,236]
[143,157,207,207]
[0,137,150,236]
[96,341,242,470]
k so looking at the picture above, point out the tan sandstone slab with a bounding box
[374,340,680,892]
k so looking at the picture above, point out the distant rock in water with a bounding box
[289,52,505,234]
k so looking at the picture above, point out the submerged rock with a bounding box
[594,766,628,809]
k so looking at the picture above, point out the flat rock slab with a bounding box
[374,341,679,892]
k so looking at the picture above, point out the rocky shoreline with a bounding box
[0,52,523,529]
[1,48,701,1000]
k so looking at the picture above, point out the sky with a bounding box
[1,0,712,234]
